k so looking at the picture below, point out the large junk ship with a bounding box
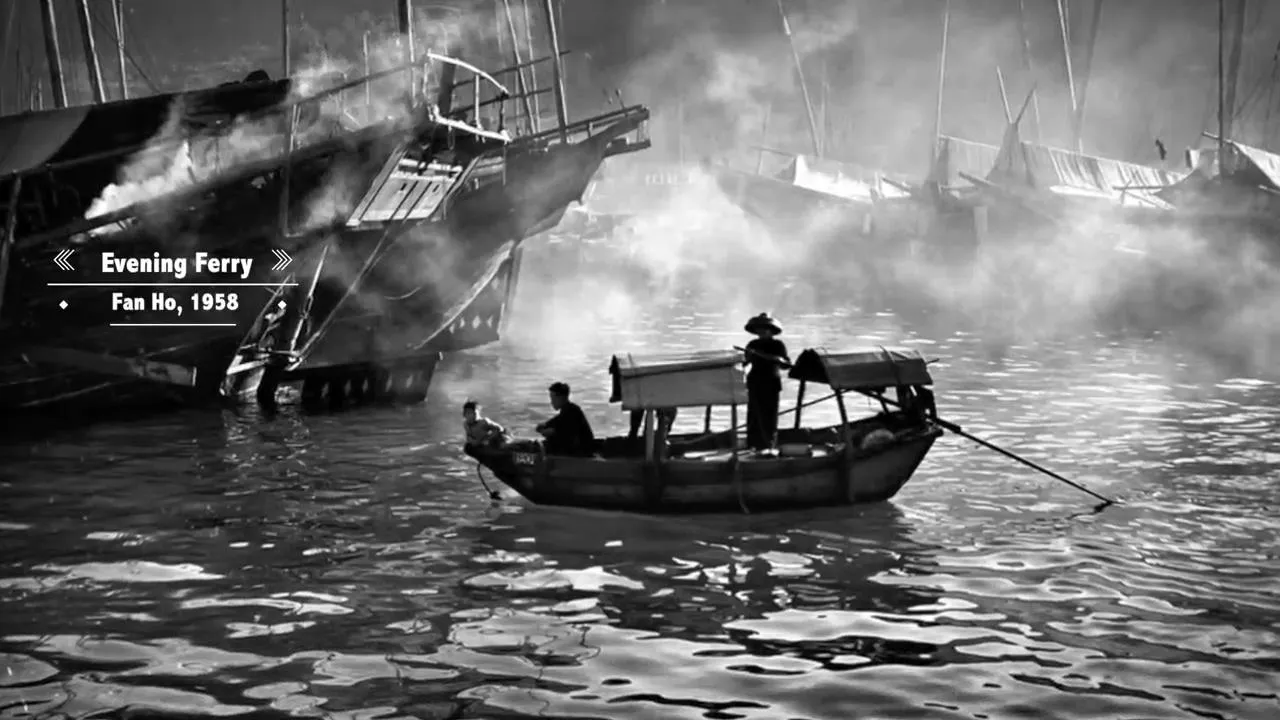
[0,5,650,419]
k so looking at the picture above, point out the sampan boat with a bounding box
[465,346,943,514]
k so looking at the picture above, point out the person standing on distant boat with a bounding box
[536,382,597,457]
[742,313,790,452]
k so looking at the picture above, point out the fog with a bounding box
[487,0,1280,385]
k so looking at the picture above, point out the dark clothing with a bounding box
[744,337,789,450]
[543,401,596,457]
[628,408,677,439]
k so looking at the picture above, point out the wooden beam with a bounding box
[23,346,199,387]
[38,0,68,108]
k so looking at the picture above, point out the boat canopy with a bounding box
[609,350,747,410]
[788,347,932,391]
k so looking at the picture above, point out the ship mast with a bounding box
[1070,0,1103,153]
[776,0,821,158]
[1016,0,1042,142]
[1223,0,1246,155]
[112,0,127,100]
[281,0,291,78]
[38,0,67,108]
[932,0,951,182]
[397,0,416,102]
[1218,0,1227,173]
[74,0,105,103]
[541,0,569,142]
[1055,0,1079,151]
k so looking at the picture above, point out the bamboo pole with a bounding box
[1016,0,1042,141]
[1071,0,1104,152]
[38,0,67,108]
[776,0,821,157]
[1056,0,1079,150]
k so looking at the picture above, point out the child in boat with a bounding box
[742,313,791,452]
[463,400,510,449]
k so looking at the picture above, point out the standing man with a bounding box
[742,312,790,452]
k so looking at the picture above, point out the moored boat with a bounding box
[465,346,942,514]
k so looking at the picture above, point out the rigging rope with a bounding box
[87,1,158,95]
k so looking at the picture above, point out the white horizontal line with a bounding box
[109,323,238,327]
[48,283,299,287]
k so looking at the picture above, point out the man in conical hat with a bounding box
[741,312,790,452]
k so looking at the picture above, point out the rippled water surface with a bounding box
[2,285,1278,720]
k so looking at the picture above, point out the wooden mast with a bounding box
[776,0,821,158]
[1055,0,1079,151]
[932,0,951,182]
[1223,0,1246,152]
[1,1,17,114]
[1016,0,1043,142]
[74,0,105,102]
[1070,0,1103,152]
[281,0,291,78]
[1218,0,1227,173]
[499,0,536,134]
[522,0,541,130]
[112,0,127,100]
[397,0,415,102]
[540,0,569,142]
[38,0,67,108]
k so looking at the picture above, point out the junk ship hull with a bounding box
[0,55,651,420]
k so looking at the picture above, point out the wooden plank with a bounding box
[22,346,199,386]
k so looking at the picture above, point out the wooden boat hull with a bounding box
[467,425,942,514]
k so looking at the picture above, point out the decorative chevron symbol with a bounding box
[54,248,76,271]
[271,248,292,272]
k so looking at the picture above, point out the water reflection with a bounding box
[2,304,1279,719]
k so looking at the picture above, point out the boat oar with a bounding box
[860,390,1116,509]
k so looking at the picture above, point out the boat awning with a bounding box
[788,347,933,391]
[0,106,92,176]
[609,349,747,410]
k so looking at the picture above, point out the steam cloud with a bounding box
[497,0,1279,383]
[81,5,505,239]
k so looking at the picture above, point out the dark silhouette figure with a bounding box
[536,382,596,457]
[742,313,790,451]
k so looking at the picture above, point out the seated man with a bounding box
[535,382,596,457]
[462,399,510,449]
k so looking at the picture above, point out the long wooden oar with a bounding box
[862,390,1116,508]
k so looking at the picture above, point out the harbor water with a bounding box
[1,277,1277,720]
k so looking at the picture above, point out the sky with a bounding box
[2,0,1279,174]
